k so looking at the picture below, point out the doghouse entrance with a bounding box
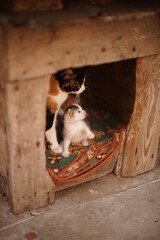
[46,59,136,191]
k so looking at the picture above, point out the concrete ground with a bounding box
[0,164,160,240]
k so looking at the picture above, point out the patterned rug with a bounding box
[46,108,126,184]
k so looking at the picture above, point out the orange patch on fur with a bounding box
[47,74,60,113]
[49,74,59,96]
[47,96,58,113]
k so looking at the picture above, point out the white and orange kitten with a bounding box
[61,104,95,157]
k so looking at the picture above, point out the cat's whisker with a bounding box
[85,76,95,80]
[86,73,94,76]
[85,82,96,88]
[85,86,90,90]
[86,81,96,85]
[85,71,95,75]
[85,75,95,80]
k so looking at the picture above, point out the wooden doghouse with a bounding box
[0,0,160,213]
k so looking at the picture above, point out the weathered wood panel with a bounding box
[122,55,160,176]
[0,27,9,196]
[81,0,114,4]
[14,0,63,11]
[6,10,160,81]
[0,0,63,11]
[6,76,55,213]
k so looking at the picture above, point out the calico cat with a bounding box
[45,68,85,153]
[61,104,95,157]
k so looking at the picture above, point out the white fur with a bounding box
[61,104,95,157]
[74,81,85,94]
[71,78,86,94]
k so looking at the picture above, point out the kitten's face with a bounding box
[64,104,86,123]
[56,68,85,94]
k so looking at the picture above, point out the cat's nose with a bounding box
[83,110,86,117]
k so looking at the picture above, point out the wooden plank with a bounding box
[13,0,63,11]
[0,0,63,11]
[122,54,160,177]
[81,0,114,4]
[6,76,55,213]
[5,9,160,81]
[114,144,124,177]
[0,27,9,196]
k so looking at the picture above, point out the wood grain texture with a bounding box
[0,27,9,196]
[5,10,160,81]
[14,0,63,11]
[0,0,63,11]
[122,55,160,177]
[6,76,55,213]
[114,145,124,177]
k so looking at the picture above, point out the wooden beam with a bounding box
[6,75,55,213]
[0,0,63,11]
[122,54,160,177]
[0,27,9,196]
[5,9,160,81]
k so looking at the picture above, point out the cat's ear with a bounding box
[65,69,73,77]
[68,109,74,118]
[60,69,73,80]
[55,70,70,91]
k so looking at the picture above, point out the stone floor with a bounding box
[0,164,160,240]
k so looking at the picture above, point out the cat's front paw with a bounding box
[82,140,89,146]
[51,145,63,154]
[88,132,95,139]
[62,151,70,158]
